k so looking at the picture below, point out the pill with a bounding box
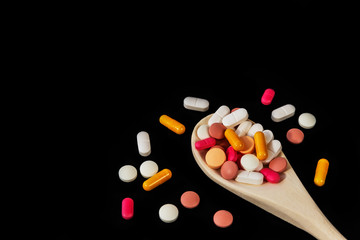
[118,165,137,183]
[159,115,185,135]
[314,158,329,187]
[159,204,179,223]
[222,108,248,128]
[247,123,264,137]
[220,161,239,180]
[143,169,172,191]
[286,128,304,144]
[197,124,210,140]
[240,154,260,171]
[298,113,316,129]
[271,104,296,122]
[254,131,268,161]
[213,210,233,228]
[122,197,134,220]
[260,168,281,183]
[208,105,230,126]
[263,129,274,145]
[262,139,282,164]
[235,170,264,185]
[195,137,216,150]
[137,131,151,157]
[183,96,209,112]
[261,88,275,105]
[254,160,264,171]
[205,147,226,169]
[269,157,287,173]
[139,160,159,178]
[209,123,227,139]
[225,129,245,151]
[226,146,238,162]
[235,120,252,137]
[239,136,255,154]
[180,191,200,209]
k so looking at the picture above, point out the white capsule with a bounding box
[247,123,263,137]
[235,120,253,137]
[183,97,209,112]
[271,104,296,122]
[137,131,151,157]
[235,170,264,185]
[222,108,248,128]
[208,105,230,126]
[262,139,282,164]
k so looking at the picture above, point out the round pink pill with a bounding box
[220,161,239,180]
[180,191,200,209]
[286,128,304,144]
[213,210,233,228]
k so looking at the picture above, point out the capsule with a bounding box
[314,158,329,187]
[224,129,244,151]
[254,131,268,160]
[143,169,172,191]
[122,197,134,220]
[159,115,185,135]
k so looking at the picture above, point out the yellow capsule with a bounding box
[159,115,185,135]
[143,169,172,191]
[254,131,268,161]
[314,158,329,187]
[224,129,244,151]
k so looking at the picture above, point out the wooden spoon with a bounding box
[191,114,346,240]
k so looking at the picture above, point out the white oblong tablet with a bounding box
[159,204,179,223]
[197,124,211,140]
[271,104,296,122]
[247,123,263,137]
[235,170,263,185]
[298,113,316,129]
[235,120,252,137]
[118,165,137,182]
[137,131,151,157]
[262,139,282,164]
[240,154,260,171]
[208,105,230,126]
[140,160,158,178]
[183,97,209,112]
[263,130,274,145]
[222,108,248,128]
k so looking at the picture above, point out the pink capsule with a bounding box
[122,197,134,220]
[226,146,238,162]
[195,137,216,150]
[261,88,275,105]
[260,168,280,183]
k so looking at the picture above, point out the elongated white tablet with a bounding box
[262,139,282,164]
[247,123,263,137]
[271,104,296,122]
[222,108,248,128]
[159,204,179,223]
[208,105,230,126]
[140,160,158,178]
[235,170,264,185]
[197,124,211,140]
[118,165,137,182]
[137,131,151,157]
[235,120,252,137]
[298,113,316,129]
[184,97,209,112]
[263,129,274,145]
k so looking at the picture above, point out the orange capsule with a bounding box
[143,169,172,191]
[254,131,268,160]
[224,129,244,151]
[159,115,185,135]
[314,158,329,187]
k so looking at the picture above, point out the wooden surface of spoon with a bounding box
[191,114,346,240]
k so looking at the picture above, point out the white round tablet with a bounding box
[240,154,260,172]
[159,204,179,223]
[118,165,137,182]
[298,113,316,129]
[197,124,210,140]
[139,160,158,178]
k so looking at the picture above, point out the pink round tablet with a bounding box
[180,191,200,209]
[286,128,304,144]
[213,210,233,228]
[209,123,227,139]
[220,161,239,180]
[269,157,287,173]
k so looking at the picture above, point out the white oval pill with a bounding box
[222,108,248,128]
[240,154,260,171]
[208,105,230,126]
[137,131,151,157]
[298,113,316,129]
[263,129,274,145]
[139,160,158,178]
[159,204,179,223]
[197,124,211,140]
[118,165,137,182]
[235,121,252,137]
[271,104,296,122]
[235,170,264,185]
[247,123,263,137]
[183,97,209,112]
[262,139,282,164]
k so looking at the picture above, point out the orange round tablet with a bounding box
[239,136,255,154]
[269,157,287,173]
[286,128,304,144]
[213,210,233,228]
[205,148,226,169]
[180,191,200,209]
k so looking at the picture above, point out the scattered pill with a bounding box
[122,197,134,220]
[235,170,264,185]
[195,137,216,150]
[159,204,179,223]
[197,124,211,140]
[247,123,264,137]
[225,128,245,151]
[205,147,226,169]
[159,115,185,135]
[180,191,200,209]
[220,161,239,180]
[240,154,260,172]
[269,157,287,173]
[261,88,275,105]
[213,210,233,228]
[286,128,304,144]
[271,104,296,122]
[143,169,172,191]
[298,113,316,129]
[137,131,151,157]
[260,168,281,183]
[140,160,159,178]
[208,105,230,126]
[235,120,252,137]
[314,158,329,187]
[183,96,209,112]
[239,136,255,154]
[254,131,268,161]
[222,108,248,128]
[118,165,137,183]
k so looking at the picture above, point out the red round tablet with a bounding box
[180,191,200,209]
[213,210,233,228]
[286,128,304,144]
[269,157,287,173]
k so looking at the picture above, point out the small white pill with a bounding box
[183,97,209,112]
[235,170,264,185]
[137,131,151,157]
[240,154,260,171]
[298,113,316,129]
[140,160,159,178]
[118,165,137,182]
[262,139,282,164]
[159,204,179,223]
[247,123,263,137]
[197,124,211,140]
[263,129,274,145]
[208,105,230,126]
[235,120,252,137]
[271,104,296,122]
[222,108,248,128]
